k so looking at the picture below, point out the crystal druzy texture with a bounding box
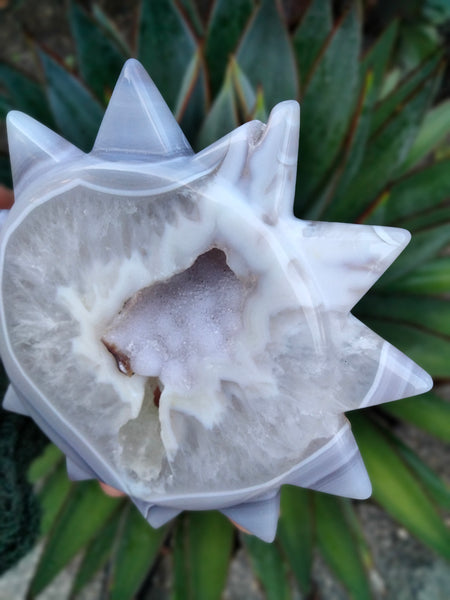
[0,60,432,541]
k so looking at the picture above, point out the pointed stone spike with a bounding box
[361,340,433,408]
[147,506,181,528]
[287,426,372,500]
[247,100,300,222]
[309,448,373,500]
[6,111,82,196]
[93,59,193,159]
[3,385,29,416]
[66,457,96,481]
[194,120,265,182]
[221,492,280,543]
[297,221,411,312]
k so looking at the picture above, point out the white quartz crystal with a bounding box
[0,60,432,542]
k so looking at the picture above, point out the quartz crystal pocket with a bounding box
[0,59,433,542]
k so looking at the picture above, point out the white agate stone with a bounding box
[0,60,432,542]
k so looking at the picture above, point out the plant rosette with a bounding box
[0,60,432,542]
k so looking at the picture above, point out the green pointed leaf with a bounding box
[297,5,361,214]
[277,486,313,594]
[91,5,132,56]
[388,434,450,511]
[28,443,62,484]
[388,257,450,295]
[366,159,450,225]
[69,2,127,104]
[231,60,257,119]
[174,49,207,147]
[404,99,450,169]
[70,511,122,598]
[196,67,238,149]
[177,0,205,38]
[293,0,332,87]
[360,21,398,96]
[173,511,233,600]
[326,63,442,222]
[37,463,72,535]
[315,494,372,599]
[138,0,197,111]
[0,63,54,126]
[243,534,291,600]
[39,51,104,152]
[236,0,298,111]
[356,293,450,336]
[109,505,168,600]
[362,317,450,378]
[351,413,450,560]
[321,21,399,214]
[382,392,450,443]
[370,53,442,135]
[375,223,450,285]
[29,481,123,596]
[205,0,253,97]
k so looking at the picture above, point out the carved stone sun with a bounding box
[0,60,432,541]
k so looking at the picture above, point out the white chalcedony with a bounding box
[0,60,432,542]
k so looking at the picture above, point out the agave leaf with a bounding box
[231,59,256,119]
[174,48,207,146]
[37,462,72,535]
[325,61,442,222]
[69,2,127,104]
[314,494,372,600]
[297,4,361,214]
[292,0,332,88]
[205,0,254,97]
[375,223,450,285]
[322,21,399,212]
[388,256,450,295]
[196,66,238,149]
[39,51,104,152]
[370,52,442,135]
[236,0,298,111]
[350,413,450,560]
[0,154,13,188]
[177,0,205,38]
[403,99,450,169]
[172,512,234,600]
[277,486,313,595]
[28,443,63,484]
[69,511,122,599]
[138,0,197,111]
[366,158,450,225]
[108,505,169,600]
[382,392,450,443]
[400,206,450,231]
[28,481,123,597]
[0,64,54,127]
[387,433,450,511]
[362,317,450,378]
[91,5,132,57]
[360,21,398,95]
[243,534,291,600]
[252,87,268,122]
[357,293,450,336]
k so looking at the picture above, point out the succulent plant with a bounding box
[0,1,449,598]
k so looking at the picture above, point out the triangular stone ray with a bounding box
[6,111,82,195]
[221,492,280,542]
[295,221,411,311]
[93,59,193,159]
[2,384,29,416]
[146,505,181,528]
